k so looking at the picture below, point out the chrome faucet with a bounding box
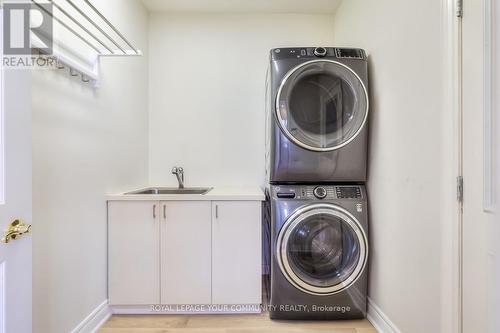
[171,166,185,189]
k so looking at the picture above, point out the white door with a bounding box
[161,201,211,304]
[108,201,160,305]
[0,69,33,330]
[461,1,499,332]
[212,201,261,305]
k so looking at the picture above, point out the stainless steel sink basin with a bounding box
[126,187,213,195]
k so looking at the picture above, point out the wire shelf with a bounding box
[30,0,142,85]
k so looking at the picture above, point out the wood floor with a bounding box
[99,313,376,333]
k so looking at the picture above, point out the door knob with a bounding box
[1,219,31,243]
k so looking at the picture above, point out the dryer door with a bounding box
[276,60,368,152]
[276,203,368,295]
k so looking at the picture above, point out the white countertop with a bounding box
[106,186,265,201]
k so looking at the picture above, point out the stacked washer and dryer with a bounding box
[265,47,370,320]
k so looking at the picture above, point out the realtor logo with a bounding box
[3,2,53,55]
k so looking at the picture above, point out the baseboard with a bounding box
[70,300,111,333]
[367,297,401,333]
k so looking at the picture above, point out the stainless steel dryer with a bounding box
[268,184,368,320]
[266,47,369,183]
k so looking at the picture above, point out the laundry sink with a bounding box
[126,187,213,195]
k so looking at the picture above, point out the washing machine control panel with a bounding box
[274,185,364,200]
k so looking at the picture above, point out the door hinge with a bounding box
[457,176,464,202]
[456,0,463,17]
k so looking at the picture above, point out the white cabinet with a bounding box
[108,199,262,309]
[161,201,211,304]
[108,201,160,305]
[212,201,262,304]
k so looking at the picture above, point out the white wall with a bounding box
[148,13,335,187]
[332,1,455,333]
[32,1,149,332]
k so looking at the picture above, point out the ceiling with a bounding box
[141,0,343,14]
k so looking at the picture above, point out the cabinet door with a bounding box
[212,201,262,304]
[161,201,212,304]
[108,201,160,305]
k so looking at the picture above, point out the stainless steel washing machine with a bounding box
[266,47,369,183]
[269,184,368,320]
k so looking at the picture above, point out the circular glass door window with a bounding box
[276,204,368,295]
[276,60,369,152]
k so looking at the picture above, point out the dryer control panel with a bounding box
[271,47,366,61]
[273,185,364,200]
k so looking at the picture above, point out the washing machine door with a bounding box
[276,60,369,152]
[276,203,368,295]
